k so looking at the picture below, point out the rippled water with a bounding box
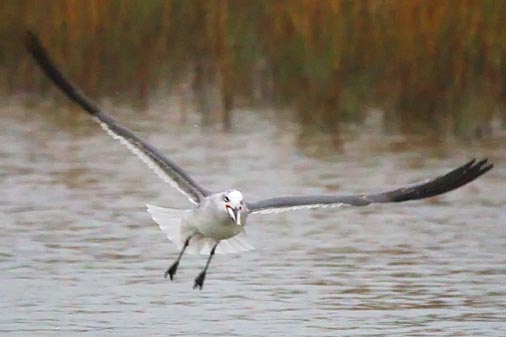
[1,100,505,336]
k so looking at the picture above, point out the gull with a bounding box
[24,32,494,290]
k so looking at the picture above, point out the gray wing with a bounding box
[24,32,209,205]
[247,159,493,214]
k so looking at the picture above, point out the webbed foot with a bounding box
[164,261,179,280]
[193,271,207,290]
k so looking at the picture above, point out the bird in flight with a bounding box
[24,32,493,290]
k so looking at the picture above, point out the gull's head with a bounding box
[222,190,244,225]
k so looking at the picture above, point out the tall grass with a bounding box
[2,0,505,136]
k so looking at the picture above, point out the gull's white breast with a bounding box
[186,206,244,240]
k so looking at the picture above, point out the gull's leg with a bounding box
[193,241,219,290]
[165,234,194,280]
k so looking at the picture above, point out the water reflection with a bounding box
[1,99,505,336]
[3,1,506,137]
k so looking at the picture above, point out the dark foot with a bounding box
[193,271,207,290]
[164,261,179,280]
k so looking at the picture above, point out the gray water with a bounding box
[1,100,505,336]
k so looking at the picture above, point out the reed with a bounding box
[3,0,505,136]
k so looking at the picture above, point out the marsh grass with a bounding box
[2,0,505,137]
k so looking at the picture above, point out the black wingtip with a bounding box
[22,30,104,117]
[463,158,477,170]
[23,31,55,74]
[474,158,493,172]
[386,157,493,203]
[23,30,41,56]
[480,163,494,175]
[23,30,52,75]
[475,158,488,166]
[462,157,493,184]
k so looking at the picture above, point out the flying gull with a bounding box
[24,32,493,290]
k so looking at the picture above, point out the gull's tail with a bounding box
[146,204,254,255]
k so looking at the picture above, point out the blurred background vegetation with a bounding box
[2,0,506,138]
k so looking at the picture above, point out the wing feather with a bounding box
[24,31,208,204]
[247,159,493,214]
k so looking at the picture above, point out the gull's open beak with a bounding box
[226,205,241,225]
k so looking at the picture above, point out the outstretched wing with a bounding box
[247,159,493,214]
[24,31,209,205]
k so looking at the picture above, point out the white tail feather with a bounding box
[146,204,254,255]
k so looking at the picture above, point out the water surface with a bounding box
[1,101,505,336]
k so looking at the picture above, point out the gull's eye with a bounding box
[223,195,230,202]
